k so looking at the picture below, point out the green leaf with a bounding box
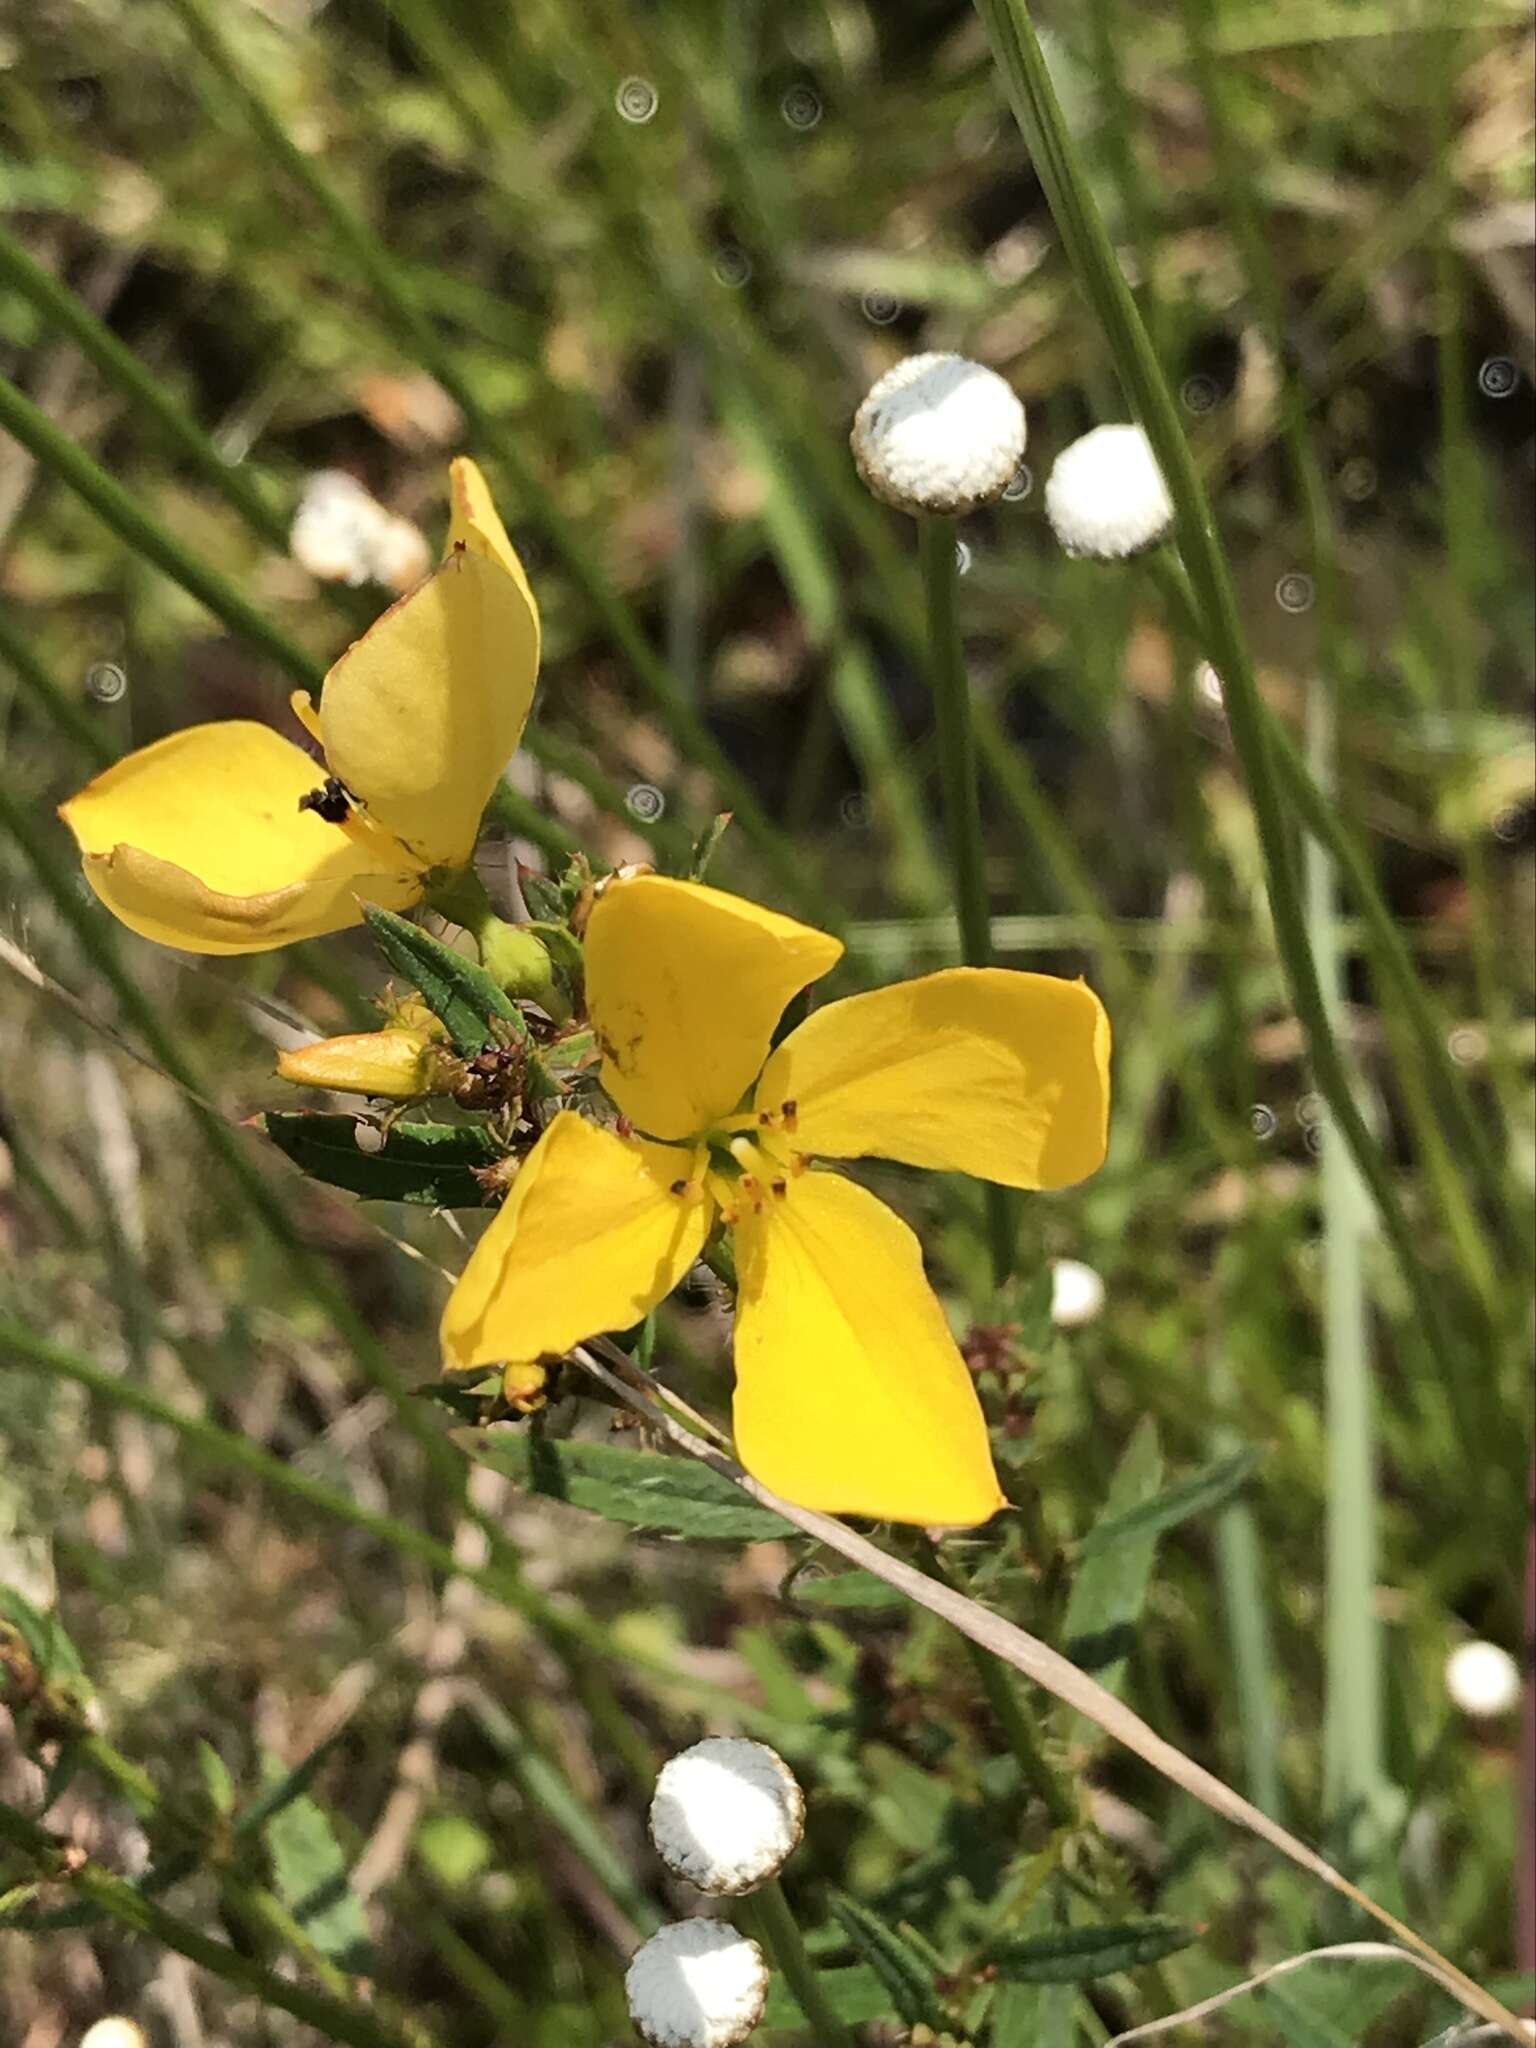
[0,1587,86,1688]
[689,810,733,880]
[1063,1418,1164,1695]
[792,1569,909,1612]
[463,1432,797,1541]
[981,1915,1193,1982]
[362,905,526,1054]
[263,1114,500,1206]
[1075,1447,1260,1558]
[827,1891,948,2028]
[1014,1262,1056,1353]
[990,1980,1076,2046]
[761,1963,894,2027]
[260,1756,372,1976]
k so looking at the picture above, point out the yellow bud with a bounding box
[275,1029,449,1102]
[385,995,450,1041]
[502,1360,551,1413]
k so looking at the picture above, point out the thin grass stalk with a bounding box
[0,1318,769,1718]
[918,517,1015,1288]
[0,1802,429,2048]
[158,0,818,920]
[970,0,1475,1393]
[0,604,112,766]
[1147,546,1526,1284]
[574,1345,1526,2042]
[1306,671,1385,1842]
[0,220,293,552]
[0,371,320,685]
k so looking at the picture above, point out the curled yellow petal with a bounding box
[441,1111,709,1371]
[755,967,1111,1189]
[318,542,539,870]
[731,1172,1005,1527]
[59,722,423,955]
[448,455,541,650]
[275,1028,450,1101]
[585,875,843,1140]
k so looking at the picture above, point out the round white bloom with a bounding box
[851,353,1026,516]
[1445,1639,1522,1719]
[79,2022,149,2048]
[625,1920,769,2048]
[1044,424,1174,560]
[649,1737,804,1895]
[289,471,428,591]
[1050,1258,1106,1330]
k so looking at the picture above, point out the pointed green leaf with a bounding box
[762,1964,895,2027]
[990,1980,1076,2046]
[827,1891,948,2028]
[260,1756,372,1976]
[263,1114,501,1206]
[462,1432,796,1541]
[1064,1419,1164,1694]
[981,1915,1193,1982]
[363,905,526,1054]
[1076,1447,1260,1558]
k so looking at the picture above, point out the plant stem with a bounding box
[0,1802,426,2048]
[0,371,321,687]
[1305,676,1383,1845]
[917,516,1014,1290]
[740,1877,857,2048]
[922,1540,1074,1827]
[971,0,1475,1392]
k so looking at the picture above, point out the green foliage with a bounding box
[979,1914,1194,1981]
[262,1112,502,1206]
[465,1431,798,1541]
[362,905,527,1055]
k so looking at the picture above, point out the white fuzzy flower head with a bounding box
[1045,424,1174,561]
[851,353,1026,516]
[289,471,429,592]
[625,1920,769,2048]
[79,2021,149,2048]
[1050,1258,1106,1330]
[649,1737,804,1895]
[1445,1639,1522,1719]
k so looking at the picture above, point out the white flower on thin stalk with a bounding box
[1050,1257,1106,1330]
[649,1737,804,1895]
[79,2021,150,2048]
[1044,423,1174,561]
[1444,1639,1522,1719]
[625,1920,769,2048]
[289,470,431,591]
[851,352,1027,516]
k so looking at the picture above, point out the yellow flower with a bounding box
[441,875,1111,1527]
[58,459,539,955]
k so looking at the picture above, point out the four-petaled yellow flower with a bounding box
[58,460,538,954]
[442,876,1110,1526]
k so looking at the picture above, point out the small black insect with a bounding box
[298,775,355,824]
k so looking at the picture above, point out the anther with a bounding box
[771,1178,787,1198]
[670,1178,688,1196]
[781,1099,799,1130]
[757,1107,774,1127]
[616,1114,634,1139]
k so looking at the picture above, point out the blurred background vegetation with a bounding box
[0,0,1532,2043]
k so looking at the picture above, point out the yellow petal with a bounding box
[318,543,538,870]
[755,968,1111,1189]
[448,455,541,647]
[59,722,424,955]
[440,1111,709,1370]
[585,875,843,1140]
[732,1172,1005,1526]
[275,1028,447,1100]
